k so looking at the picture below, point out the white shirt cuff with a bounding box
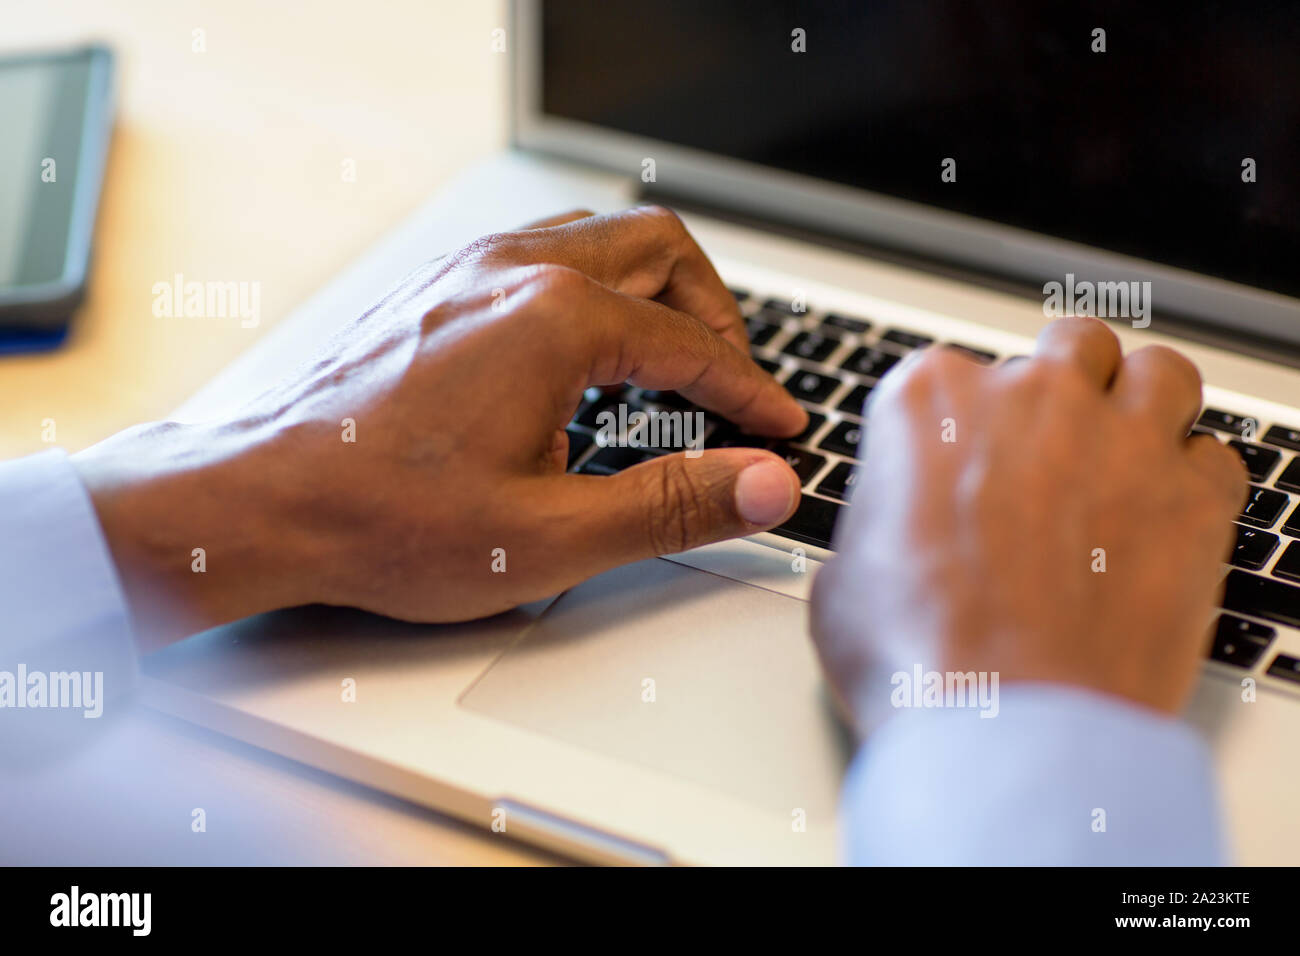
[841,683,1225,865]
[0,450,137,748]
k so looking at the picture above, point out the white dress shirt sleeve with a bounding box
[841,683,1225,865]
[0,449,138,750]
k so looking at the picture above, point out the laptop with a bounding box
[141,1,1300,865]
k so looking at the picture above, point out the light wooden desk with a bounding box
[1,0,558,864]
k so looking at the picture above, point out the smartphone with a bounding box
[0,45,114,352]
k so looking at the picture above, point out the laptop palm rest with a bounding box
[460,557,850,819]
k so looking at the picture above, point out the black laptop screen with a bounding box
[541,0,1300,300]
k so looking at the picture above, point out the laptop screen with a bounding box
[541,1,1300,302]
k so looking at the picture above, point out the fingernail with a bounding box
[735,459,797,526]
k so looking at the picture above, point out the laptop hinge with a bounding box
[640,183,1300,371]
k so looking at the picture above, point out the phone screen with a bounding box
[0,51,97,289]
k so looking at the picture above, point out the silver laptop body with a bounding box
[142,1,1300,864]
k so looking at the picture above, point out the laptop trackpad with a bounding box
[459,557,849,818]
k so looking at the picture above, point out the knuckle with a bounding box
[643,457,711,554]
[523,262,589,303]
[638,203,684,228]
[1058,314,1110,335]
[1046,315,1121,353]
[885,346,970,407]
[902,345,950,379]
[418,301,459,336]
[636,203,689,244]
[1131,345,1202,387]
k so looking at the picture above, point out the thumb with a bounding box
[565,448,801,565]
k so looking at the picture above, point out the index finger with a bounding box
[535,267,807,438]
[494,204,752,354]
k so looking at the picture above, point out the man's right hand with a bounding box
[72,206,807,651]
[811,316,1249,731]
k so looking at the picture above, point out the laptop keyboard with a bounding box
[563,285,1300,693]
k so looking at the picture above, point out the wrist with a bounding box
[71,420,312,652]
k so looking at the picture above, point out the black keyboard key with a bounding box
[819,419,865,458]
[565,429,594,470]
[837,384,873,417]
[578,445,655,476]
[1189,427,1221,441]
[1267,654,1300,685]
[1262,425,1300,452]
[1271,541,1300,582]
[821,313,871,335]
[729,287,750,303]
[841,347,901,379]
[782,331,839,364]
[1197,408,1254,436]
[793,411,826,444]
[1274,457,1300,494]
[817,461,859,502]
[705,426,770,449]
[783,369,842,405]
[771,445,827,485]
[761,297,805,315]
[746,316,781,348]
[881,328,933,350]
[1285,503,1300,538]
[1209,613,1275,668]
[754,357,782,376]
[1221,569,1300,628]
[1228,440,1281,483]
[1231,524,1279,571]
[945,343,998,364]
[774,495,843,549]
[1239,485,1289,528]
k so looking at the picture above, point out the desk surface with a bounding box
[1,0,558,865]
